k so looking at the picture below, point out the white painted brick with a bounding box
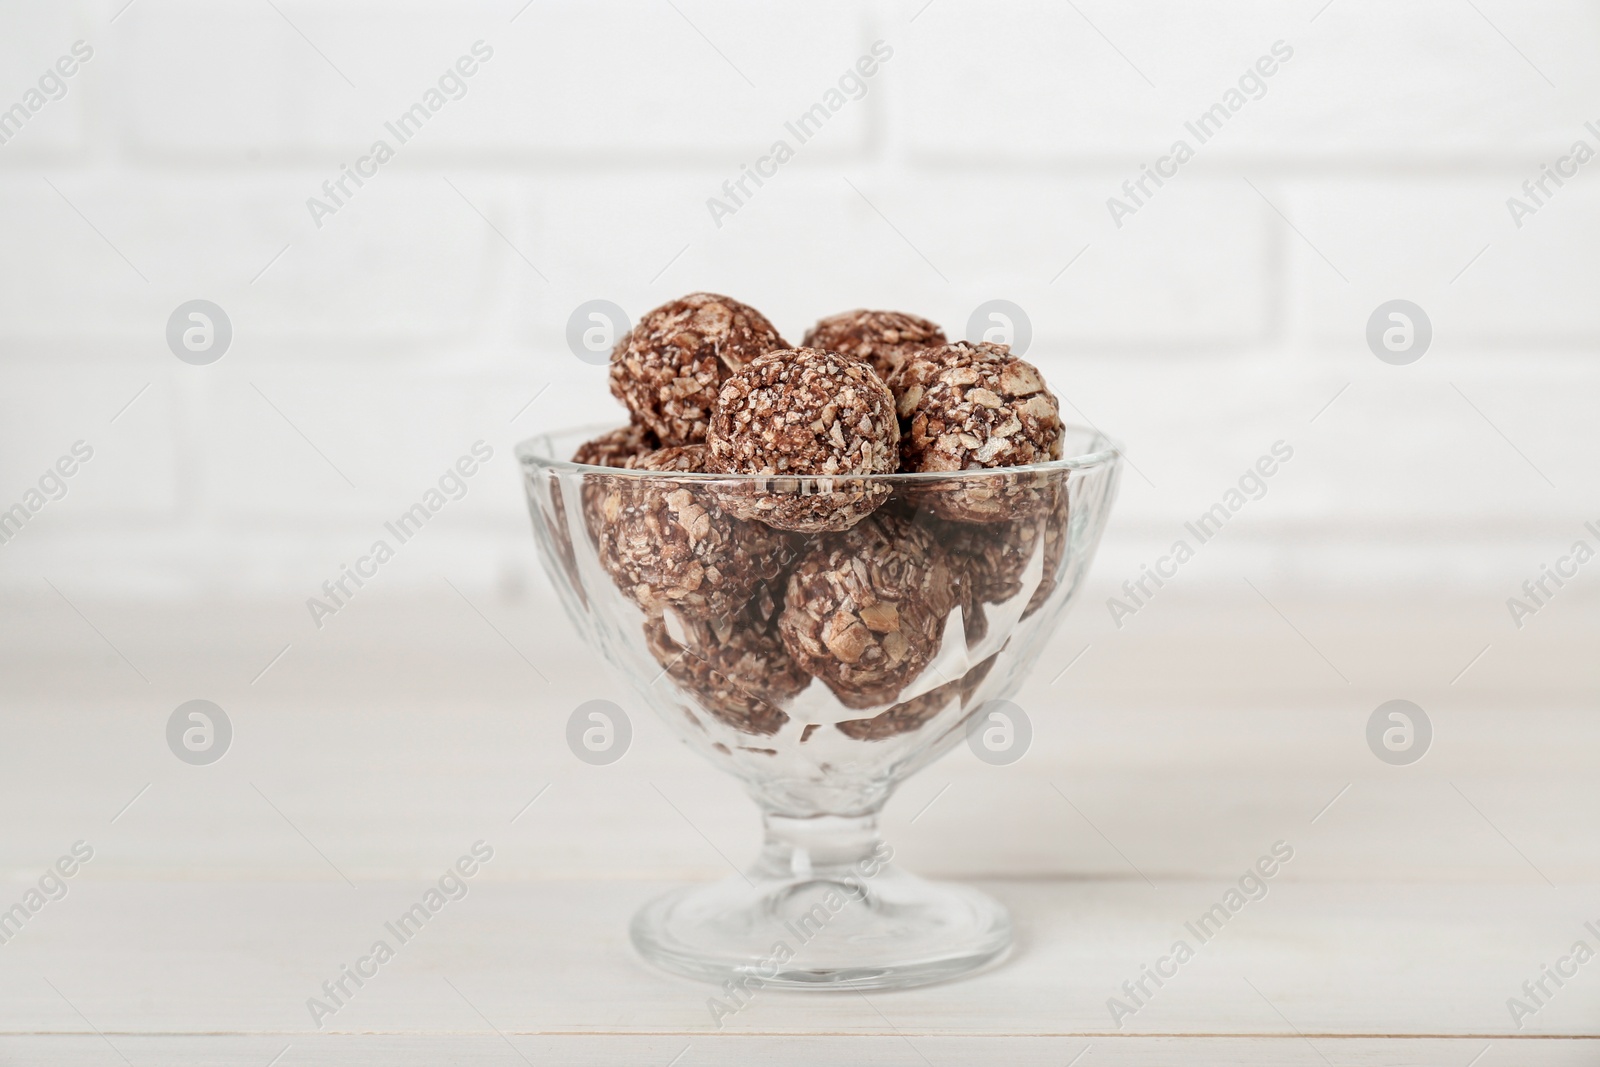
[0,1,94,159]
[507,171,1271,350]
[0,178,163,339]
[1281,178,1600,347]
[984,345,1600,604]
[245,172,509,349]
[4,0,1598,605]
[0,174,503,348]
[1274,2,1600,158]
[867,174,1272,347]
[901,0,1600,161]
[441,0,883,158]
[0,522,537,599]
[3,369,555,595]
[0,363,180,525]
[114,1,327,159]
[196,371,518,519]
[119,0,880,160]
[1243,363,1600,523]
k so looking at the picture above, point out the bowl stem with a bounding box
[631,806,1013,992]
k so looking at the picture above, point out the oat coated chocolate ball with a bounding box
[802,309,946,383]
[608,293,787,446]
[591,443,790,620]
[896,341,1064,522]
[572,425,661,549]
[834,678,958,741]
[933,515,1042,645]
[1022,478,1071,619]
[708,347,900,532]
[549,426,661,608]
[835,653,997,741]
[778,511,954,709]
[645,599,809,737]
[626,443,708,472]
[571,423,659,468]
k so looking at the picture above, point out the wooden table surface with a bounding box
[2,591,1595,1064]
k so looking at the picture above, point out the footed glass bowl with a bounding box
[517,425,1120,991]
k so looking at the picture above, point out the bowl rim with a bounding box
[515,422,1122,481]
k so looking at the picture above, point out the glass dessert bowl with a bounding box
[517,424,1120,991]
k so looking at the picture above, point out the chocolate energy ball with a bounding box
[708,348,899,533]
[778,511,954,709]
[573,425,660,532]
[591,444,791,621]
[1022,478,1071,619]
[626,443,707,472]
[897,342,1064,523]
[608,293,787,446]
[547,425,661,609]
[835,653,997,741]
[571,424,658,467]
[802,309,946,383]
[835,677,958,741]
[572,425,660,551]
[645,601,809,737]
[933,515,1042,646]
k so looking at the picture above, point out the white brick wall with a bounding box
[2,0,1598,600]
[902,0,1600,160]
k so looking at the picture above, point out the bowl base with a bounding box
[631,862,1012,994]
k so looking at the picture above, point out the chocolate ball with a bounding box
[802,309,945,383]
[896,342,1064,523]
[545,426,661,610]
[591,443,791,620]
[573,425,660,536]
[778,511,954,709]
[626,443,707,472]
[835,653,997,741]
[608,293,787,446]
[708,347,899,532]
[645,595,809,737]
[1022,479,1071,620]
[834,678,956,741]
[572,426,661,557]
[571,424,658,468]
[933,515,1042,646]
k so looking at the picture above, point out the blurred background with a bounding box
[2,0,1599,1038]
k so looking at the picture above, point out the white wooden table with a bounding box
[2,591,1595,1064]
